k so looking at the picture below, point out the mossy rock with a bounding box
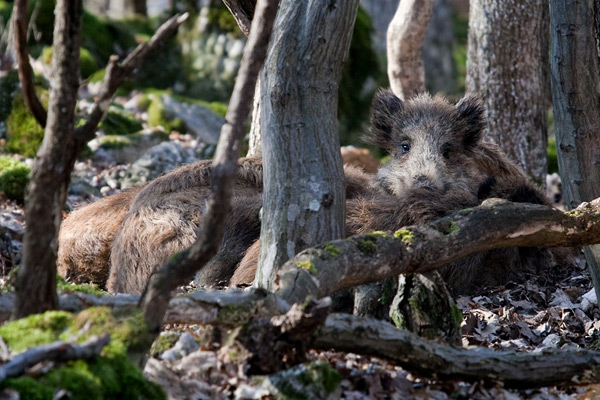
[0,307,165,400]
[99,106,143,136]
[146,95,186,133]
[5,89,48,158]
[56,276,106,297]
[41,46,100,79]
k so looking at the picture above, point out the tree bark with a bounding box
[386,0,435,99]
[466,0,549,185]
[255,0,357,289]
[313,314,600,388]
[13,13,188,319]
[14,0,83,319]
[550,0,600,306]
[276,197,600,304]
[139,0,279,332]
[222,0,257,36]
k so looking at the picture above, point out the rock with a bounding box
[161,94,224,145]
[68,176,101,199]
[161,333,200,363]
[89,128,169,165]
[117,141,196,189]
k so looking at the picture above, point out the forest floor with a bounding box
[1,157,599,399]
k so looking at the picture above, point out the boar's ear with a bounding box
[456,93,485,147]
[368,89,403,149]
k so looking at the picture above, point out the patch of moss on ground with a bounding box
[5,89,48,158]
[99,106,143,136]
[0,307,165,400]
[146,95,186,133]
[0,156,30,203]
[269,361,342,400]
[56,276,107,296]
[150,332,180,358]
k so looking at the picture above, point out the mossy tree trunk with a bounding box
[466,0,549,185]
[549,0,600,304]
[255,0,358,289]
[14,0,82,318]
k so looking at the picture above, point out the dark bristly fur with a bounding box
[59,89,565,296]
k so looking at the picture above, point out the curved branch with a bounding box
[222,0,257,36]
[276,197,600,304]
[13,0,47,127]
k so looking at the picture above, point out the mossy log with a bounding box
[276,197,600,304]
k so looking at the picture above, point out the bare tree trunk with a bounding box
[466,0,549,185]
[550,0,600,304]
[386,0,435,99]
[255,0,357,290]
[14,0,83,318]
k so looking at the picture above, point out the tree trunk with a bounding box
[386,0,435,99]
[466,0,549,185]
[423,0,457,95]
[549,0,600,304]
[255,0,357,290]
[14,0,82,318]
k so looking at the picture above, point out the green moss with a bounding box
[2,377,53,400]
[56,276,107,296]
[323,243,341,257]
[150,332,180,358]
[296,260,317,275]
[5,89,48,158]
[99,106,143,136]
[270,361,342,399]
[394,229,414,245]
[450,302,464,327]
[436,220,460,235]
[0,311,73,352]
[567,210,581,217]
[146,96,186,133]
[367,231,387,238]
[357,238,377,256]
[0,157,30,203]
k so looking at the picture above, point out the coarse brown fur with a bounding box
[231,90,561,295]
[57,186,144,288]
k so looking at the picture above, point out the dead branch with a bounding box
[13,0,47,127]
[74,12,189,146]
[276,197,600,304]
[0,334,110,384]
[139,0,279,333]
[222,0,257,36]
[313,314,600,388]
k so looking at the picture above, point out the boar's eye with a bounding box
[400,143,411,154]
